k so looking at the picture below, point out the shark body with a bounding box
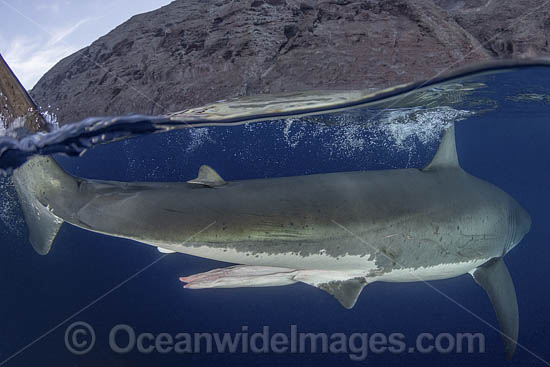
[0,51,530,358]
[18,137,524,278]
[12,126,530,358]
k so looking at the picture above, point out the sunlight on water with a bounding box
[377,106,472,146]
[233,106,472,161]
[184,128,213,153]
[0,110,58,137]
[42,110,60,130]
[118,105,471,174]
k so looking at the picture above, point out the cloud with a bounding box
[0,0,171,90]
[3,35,77,89]
[34,0,72,15]
[1,18,92,89]
[34,2,62,14]
[48,17,91,46]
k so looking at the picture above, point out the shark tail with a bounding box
[12,155,79,254]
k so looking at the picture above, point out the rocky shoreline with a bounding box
[30,0,550,125]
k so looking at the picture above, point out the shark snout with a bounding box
[518,206,531,236]
[508,204,531,251]
[505,202,531,253]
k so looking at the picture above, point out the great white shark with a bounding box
[12,127,531,358]
[1,53,530,359]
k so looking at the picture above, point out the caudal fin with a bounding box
[12,156,78,254]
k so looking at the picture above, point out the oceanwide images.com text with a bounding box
[65,322,485,360]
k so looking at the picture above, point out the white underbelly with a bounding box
[372,258,491,282]
[154,242,490,284]
[155,243,378,271]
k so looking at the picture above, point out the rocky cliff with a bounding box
[30,0,549,125]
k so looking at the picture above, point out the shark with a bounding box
[12,127,531,359]
[1,53,530,359]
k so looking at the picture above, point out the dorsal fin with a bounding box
[187,165,226,187]
[423,124,460,171]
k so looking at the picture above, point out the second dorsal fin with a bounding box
[423,124,461,171]
[187,165,226,187]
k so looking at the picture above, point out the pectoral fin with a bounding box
[470,257,518,360]
[180,266,366,309]
[294,271,367,309]
[317,278,367,309]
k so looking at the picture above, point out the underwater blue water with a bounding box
[0,66,549,366]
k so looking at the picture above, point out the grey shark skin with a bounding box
[12,125,530,359]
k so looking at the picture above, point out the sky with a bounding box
[0,0,173,90]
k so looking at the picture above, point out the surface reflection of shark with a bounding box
[1,53,530,360]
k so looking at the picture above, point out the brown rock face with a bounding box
[435,0,550,58]
[0,54,48,132]
[29,0,546,125]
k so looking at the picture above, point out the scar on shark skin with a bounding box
[383,233,399,239]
